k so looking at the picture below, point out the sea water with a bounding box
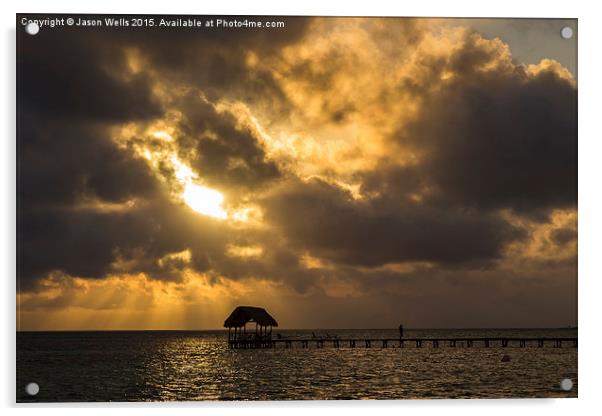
[16,328,577,401]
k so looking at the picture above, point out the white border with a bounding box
[3,0,602,415]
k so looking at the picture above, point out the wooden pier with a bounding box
[228,337,577,349]
[222,306,577,351]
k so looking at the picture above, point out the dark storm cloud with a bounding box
[267,31,576,270]
[263,178,525,268]
[132,16,309,106]
[19,121,161,207]
[18,25,169,287]
[18,29,162,122]
[18,14,310,120]
[17,16,576,305]
[17,14,311,289]
[16,13,308,199]
[19,193,242,290]
[18,16,166,206]
[174,93,281,192]
[18,22,169,288]
[18,117,166,292]
[19,190,319,293]
[17,13,313,129]
[394,32,577,216]
[17,114,282,289]
[19,14,309,115]
[19,206,153,286]
[550,227,578,246]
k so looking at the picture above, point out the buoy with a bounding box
[501,354,511,362]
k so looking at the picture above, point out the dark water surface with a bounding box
[17,328,577,402]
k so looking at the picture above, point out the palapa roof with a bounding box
[223,306,278,328]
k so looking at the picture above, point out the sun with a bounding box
[168,155,228,220]
[182,182,228,219]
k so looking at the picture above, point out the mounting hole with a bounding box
[560,378,573,391]
[25,382,39,396]
[25,22,40,36]
[560,26,574,40]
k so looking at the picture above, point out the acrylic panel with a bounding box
[16,14,577,402]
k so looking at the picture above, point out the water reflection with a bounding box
[17,329,577,401]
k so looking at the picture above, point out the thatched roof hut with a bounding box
[224,306,278,342]
[224,306,278,328]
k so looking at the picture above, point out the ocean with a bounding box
[16,328,577,402]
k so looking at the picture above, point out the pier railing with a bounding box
[228,337,577,349]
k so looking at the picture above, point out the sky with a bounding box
[17,16,577,330]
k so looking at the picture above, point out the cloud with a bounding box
[394,34,577,215]
[19,122,162,207]
[263,178,525,267]
[173,93,281,193]
[551,227,577,246]
[259,28,576,270]
[19,30,162,122]
[17,17,577,328]
[17,16,306,289]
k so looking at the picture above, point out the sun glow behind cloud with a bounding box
[182,182,227,219]
[170,153,227,220]
[117,126,249,222]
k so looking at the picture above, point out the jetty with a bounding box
[229,336,577,349]
[223,306,577,349]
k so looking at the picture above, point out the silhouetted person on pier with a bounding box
[399,324,404,339]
